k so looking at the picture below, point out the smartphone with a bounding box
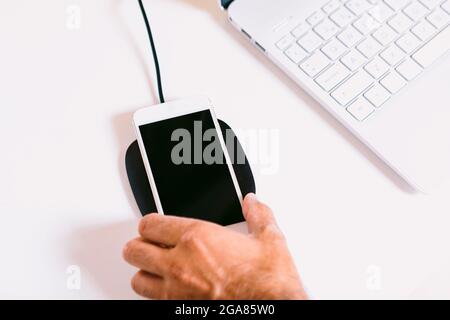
[133,96,244,225]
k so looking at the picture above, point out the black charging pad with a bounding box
[125,120,256,220]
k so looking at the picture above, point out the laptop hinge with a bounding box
[221,0,235,9]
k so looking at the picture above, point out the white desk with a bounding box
[1,0,450,299]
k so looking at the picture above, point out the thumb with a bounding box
[242,193,278,235]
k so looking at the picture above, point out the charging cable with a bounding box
[138,0,165,103]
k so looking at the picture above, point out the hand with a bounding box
[123,193,307,300]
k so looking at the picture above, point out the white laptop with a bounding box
[221,0,450,192]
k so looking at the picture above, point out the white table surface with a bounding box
[1,0,450,299]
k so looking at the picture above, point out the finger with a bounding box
[123,238,168,276]
[131,270,165,299]
[139,214,198,247]
[242,193,278,235]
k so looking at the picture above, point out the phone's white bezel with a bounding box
[133,96,243,215]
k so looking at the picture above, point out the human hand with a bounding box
[123,193,307,300]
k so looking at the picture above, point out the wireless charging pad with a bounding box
[125,119,256,219]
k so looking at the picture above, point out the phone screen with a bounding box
[139,110,243,225]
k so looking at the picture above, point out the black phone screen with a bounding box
[139,110,243,225]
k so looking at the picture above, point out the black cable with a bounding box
[138,0,165,103]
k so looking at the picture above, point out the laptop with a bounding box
[220,0,450,192]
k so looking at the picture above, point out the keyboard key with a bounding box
[298,32,323,52]
[380,44,405,65]
[276,34,295,50]
[323,0,342,14]
[364,84,391,107]
[284,44,309,64]
[300,51,331,77]
[321,39,348,60]
[427,8,449,29]
[388,12,414,33]
[345,0,371,16]
[341,50,367,71]
[277,0,447,122]
[396,58,423,80]
[412,26,450,67]
[331,70,374,105]
[404,1,429,21]
[411,20,437,41]
[368,2,394,22]
[314,19,340,40]
[372,24,398,46]
[396,32,421,53]
[330,7,355,27]
[338,26,364,47]
[291,23,310,39]
[419,0,442,10]
[380,71,407,93]
[357,37,383,58]
[315,62,351,91]
[364,56,390,79]
[384,0,410,11]
[443,0,450,14]
[307,11,326,26]
[347,98,375,121]
[353,14,380,34]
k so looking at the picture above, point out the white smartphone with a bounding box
[133,96,244,225]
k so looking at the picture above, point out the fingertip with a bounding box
[122,239,134,261]
[122,245,128,260]
[243,193,258,217]
[242,194,260,232]
[139,213,160,231]
[131,271,146,296]
[144,212,160,219]
[244,193,258,203]
[242,195,278,235]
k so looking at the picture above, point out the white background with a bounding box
[0,0,450,299]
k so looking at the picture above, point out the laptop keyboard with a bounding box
[276,0,450,121]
